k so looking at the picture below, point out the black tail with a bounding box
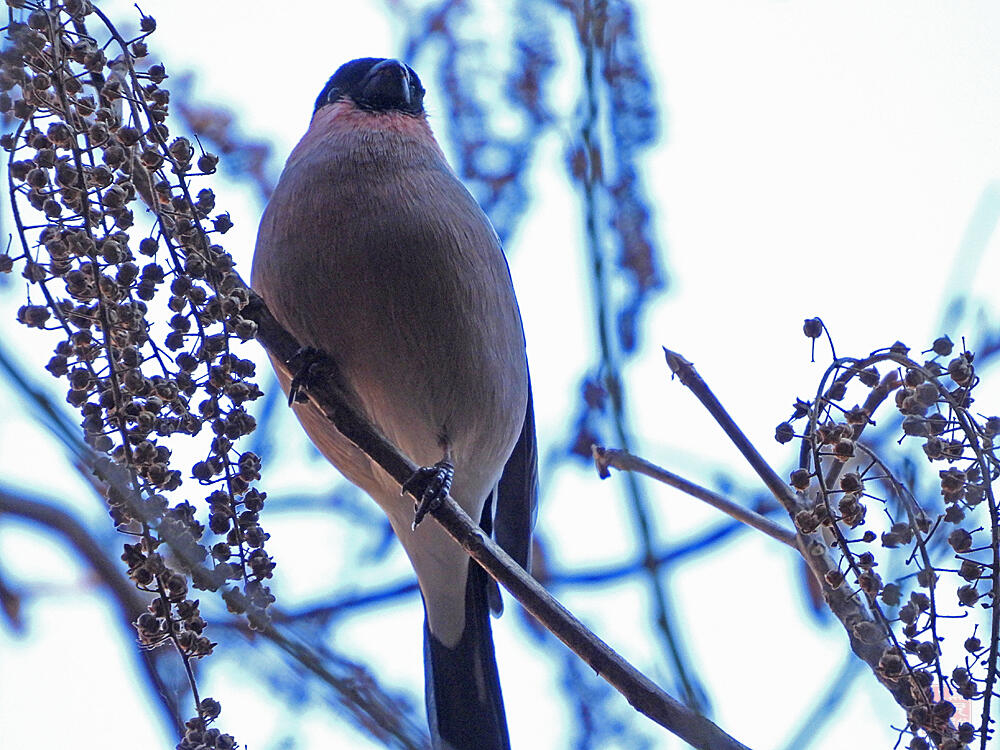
[423,558,510,750]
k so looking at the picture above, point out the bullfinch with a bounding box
[251,58,537,750]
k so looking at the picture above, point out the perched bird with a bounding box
[252,58,537,750]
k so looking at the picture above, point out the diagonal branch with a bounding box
[664,349,804,516]
[242,294,752,750]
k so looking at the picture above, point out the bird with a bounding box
[251,58,537,750]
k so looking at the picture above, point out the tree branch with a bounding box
[242,294,752,750]
[664,349,804,515]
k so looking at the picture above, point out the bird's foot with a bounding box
[286,346,325,406]
[403,460,454,529]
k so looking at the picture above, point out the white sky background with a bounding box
[1,2,999,749]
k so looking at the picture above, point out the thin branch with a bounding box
[242,294,752,750]
[592,446,798,548]
[664,349,804,515]
[256,623,429,750]
[661,346,923,718]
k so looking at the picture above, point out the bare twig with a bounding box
[255,624,428,750]
[592,446,798,548]
[664,349,805,516]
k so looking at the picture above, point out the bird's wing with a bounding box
[494,369,538,575]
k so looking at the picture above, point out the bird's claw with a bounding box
[286,346,324,406]
[403,460,454,528]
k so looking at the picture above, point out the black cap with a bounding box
[314,58,425,115]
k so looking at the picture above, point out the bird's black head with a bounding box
[314,58,426,115]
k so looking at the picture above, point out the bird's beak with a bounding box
[359,59,412,109]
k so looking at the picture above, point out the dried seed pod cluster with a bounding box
[3,2,270,745]
[781,322,998,749]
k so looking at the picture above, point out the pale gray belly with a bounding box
[253,164,528,502]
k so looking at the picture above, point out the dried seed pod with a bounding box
[947,355,973,386]
[832,437,855,462]
[947,528,973,553]
[931,335,953,356]
[802,317,822,339]
[839,472,863,493]
[957,585,980,607]
[789,468,811,490]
